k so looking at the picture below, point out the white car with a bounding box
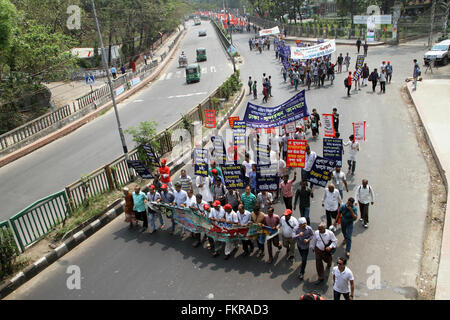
[424,39,450,65]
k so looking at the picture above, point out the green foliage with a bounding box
[218,70,241,100]
[0,0,16,50]
[0,227,17,280]
[125,121,161,165]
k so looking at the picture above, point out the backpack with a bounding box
[344,78,348,87]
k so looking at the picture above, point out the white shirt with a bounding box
[211,207,225,220]
[311,229,337,251]
[344,140,359,161]
[333,266,354,294]
[196,176,213,203]
[276,159,286,176]
[173,190,188,206]
[190,200,207,214]
[186,195,196,208]
[331,171,347,191]
[238,210,252,225]
[280,216,299,238]
[304,151,317,172]
[243,160,254,177]
[355,185,375,204]
[257,192,273,212]
[225,211,238,223]
[322,189,342,211]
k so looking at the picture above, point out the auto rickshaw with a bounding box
[186,63,201,84]
[196,48,207,62]
[178,55,188,68]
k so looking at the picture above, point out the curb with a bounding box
[0,200,125,299]
[0,28,187,169]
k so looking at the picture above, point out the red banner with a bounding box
[228,116,239,128]
[322,114,335,137]
[204,110,216,128]
[286,140,307,168]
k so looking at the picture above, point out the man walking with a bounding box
[363,41,368,56]
[344,53,351,72]
[346,71,352,97]
[292,217,314,280]
[322,184,342,229]
[355,179,375,228]
[386,61,393,83]
[356,38,362,54]
[133,185,148,232]
[237,204,254,255]
[331,167,348,200]
[343,135,359,175]
[147,185,164,234]
[337,198,358,258]
[264,207,282,264]
[413,59,420,91]
[280,209,299,261]
[311,222,337,284]
[241,185,257,213]
[280,171,297,210]
[369,68,379,93]
[248,76,253,95]
[332,107,339,134]
[310,109,321,138]
[362,63,369,87]
[189,194,208,247]
[302,145,317,186]
[333,257,355,300]
[223,204,239,260]
[337,53,343,73]
[294,181,313,225]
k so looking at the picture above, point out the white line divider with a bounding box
[201,67,207,74]
[210,66,217,72]
[166,72,173,79]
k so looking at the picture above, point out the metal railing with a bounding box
[9,190,71,252]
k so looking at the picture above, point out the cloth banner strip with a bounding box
[153,203,277,242]
[290,40,336,60]
[259,26,280,37]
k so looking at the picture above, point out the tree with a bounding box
[0,0,16,51]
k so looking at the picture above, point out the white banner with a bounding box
[353,15,392,25]
[366,16,376,42]
[290,40,336,60]
[259,26,280,37]
[322,114,335,138]
[353,121,366,141]
[285,121,297,134]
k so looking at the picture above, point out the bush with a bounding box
[0,228,17,280]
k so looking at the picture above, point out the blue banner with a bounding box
[233,120,246,146]
[221,163,244,190]
[256,143,270,165]
[141,144,160,167]
[211,136,227,165]
[307,156,337,188]
[127,160,153,179]
[243,90,310,129]
[194,148,209,177]
[323,138,343,167]
[256,164,279,192]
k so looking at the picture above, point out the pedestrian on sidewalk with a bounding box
[111,66,117,79]
[337,197,358,258]
[133,185,148,232]
[345,72,352,97]
[280,171,297,210]
[356,38,362,54]
[144,54,148,65]
[343,135,359,175]
[252,205,266,257]
[344,53,351,72]
[252,80,258,99]
[331,167,348,200]
[264,207,282,264]
[281,66,287,82]
[333,258,355,300]
[292,217,314,280]
[413,59,421,91]
[312,222,337,284]
[337,53,343,73]
[120,65,126,75]
[123,187,136,228]
[280,209,299,261]
[322,184,342,229]
[379,70,386,93]
[363,41,368,56]
[386,61,393,83]
[362,63,369,87]
[369,68,379,92]
[355,179,375,228]
[248,76,253,95]
[294,181,313,225]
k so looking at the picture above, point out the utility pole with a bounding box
[90,0,134,179]
[429,0,437,47]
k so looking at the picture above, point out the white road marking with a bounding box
[166,72,173,79]
[210,66,217,72]
[133,99,144,103]
[201,67,207,74]
[159,73,166,80]
[168,92,207,99]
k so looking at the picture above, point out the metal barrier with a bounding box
[9,191,71,252]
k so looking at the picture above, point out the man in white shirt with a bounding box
[173,182,188,237]
[256,191,273,213]
[311,222,337,284]
[147,185,164,234]
[322,184,342,229]
[333,257,354,300]
[196,175,213,203]
[355,179,375,228]
[280,209,299,261]
[343,134,359,175]
[331,167,349,200]
[190,194,208,247]
[302,145,317,188]
[237,204,254,255]
[242,153,254,187]
[209,200,225,257]
[223,204,239,260]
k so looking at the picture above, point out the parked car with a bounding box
[424,39,450,65]
[198,30,207,37]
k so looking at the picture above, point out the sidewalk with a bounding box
[45,26,185,108]
[406,79,450,300]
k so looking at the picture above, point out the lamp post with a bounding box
[90,0,134,179]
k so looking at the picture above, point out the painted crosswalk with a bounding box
[159,65,218,81]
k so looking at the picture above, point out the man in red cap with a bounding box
[158,159,172,190]
[208,160,223,178]
[280,209,299,261]
[223,203,239,260]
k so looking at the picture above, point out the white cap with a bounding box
[299,217,307,225]
[123,187,129,191]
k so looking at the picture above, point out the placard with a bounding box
[353,55,365,82]
[322,114,335,138]
[204,110,216,128]
[285,121,297,134]
[286,139,307,168]
[141,144,160,167]
[307,157,336,188]
[221,163,244,190]
[228,116,239,128]
[127,160,153,179]
[256,143,271,165]
[353,121,366,141]
[211,135,227,164]
[323,138,343,167]
[233,120,246,146]
[256,164,279,192]
[194,148,209,177]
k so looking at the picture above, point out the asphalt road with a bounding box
[0,20,233,221]
[6,34,434,300]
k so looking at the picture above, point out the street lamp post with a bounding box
[90,0,134,180]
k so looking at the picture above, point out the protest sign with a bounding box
[290,40,336,60]
[259,26,280,37]
[221,163,244,190]
[256,143,271,165]
[228,116,239,128]
[323,138,343,167]
[353,55,365,82]
[322,114,335,137]
[211,135,227,164]
[256,164,279,192]
[232,120,246,146]
[127,160,153,179]
[194,148,209,177]
[286,139,307,168]
[243,90,310,129]
[307,157,336,187]
[204,110,216,128]
[353,121,366,141]
[141,144,160,166]
[285,121,297,134]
